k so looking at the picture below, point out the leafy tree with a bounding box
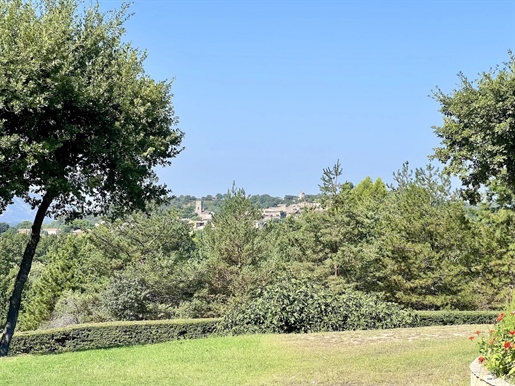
[249,194,283,209]
[353,176,387,204]
[283,195,298,205]
[0,223,9,234]
[102,269,151,321]
[15,221,32,230]
[432,53,515,204]
[0,0,183,355]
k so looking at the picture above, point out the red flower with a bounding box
[478,356,485,364]
[504,342,513,349]
[490,330,495,334]
[509,331,515,335]
[475,330,482,335]
[490,340,495,345]
[469,336,475,341]
[497,313,506,322]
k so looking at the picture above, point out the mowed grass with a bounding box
[0,325,485,386]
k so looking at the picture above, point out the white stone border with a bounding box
[470,358,513,386]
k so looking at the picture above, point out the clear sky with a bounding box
[99,0,515,197]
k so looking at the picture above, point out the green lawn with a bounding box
[0,325,485,385]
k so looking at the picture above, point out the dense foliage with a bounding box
[0,0,183,356]
[432,53,515,205]
[2,161,515,334]
[218,278,415,334]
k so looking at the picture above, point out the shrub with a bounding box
[44,290,110,328]
[412,310,498,327]
[218,277,415,334]
[102,271,151,321]
[9,318,220,356]
[341,290,416,330]
[475,302,515,381]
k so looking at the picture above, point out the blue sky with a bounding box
[101,0,515,197]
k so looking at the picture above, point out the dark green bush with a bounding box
[9,318,220,356]
[339,290,416,330]
[410,310,498,327]
[102,271,151,321]
[218,278,415,334]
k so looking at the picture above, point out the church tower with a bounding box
[195,200,203,216]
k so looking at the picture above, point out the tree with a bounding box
[268,175,386,294]
[90,208,199,320]
[15,221,32,230]
[318,160,354,209]
[470,206,515,309]
[377,165,476,309]
[0,0,183,356]
[91,208,195,267]
[18,235,94,330]
[0,233,29,324]
[0,222,9,234]
[319,159,343,199]
[198,185,271,313]
[203,185,264,269]
[432,53,515,204]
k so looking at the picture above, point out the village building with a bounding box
[188,200,214,230]
[17,228,61,236]
[195,200,213,221]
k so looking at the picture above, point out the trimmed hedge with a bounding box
[7,311,499,356]
[411,311,499,327]
[9,318,221,356]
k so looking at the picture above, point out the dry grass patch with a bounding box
[278,325,479,348]
[266,325,485,385]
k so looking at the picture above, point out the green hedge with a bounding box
[411,311,499,327]
[7,311,500,356]
[9,318,221,356]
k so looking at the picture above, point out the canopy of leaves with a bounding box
[432,53,515,204]
[0,0,183,219]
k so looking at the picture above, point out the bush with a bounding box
[475,302,515,381]
[340,290,417,330]
[411,310,498,327]
[218,278,415,334]
[9,318,220,356]
[102,271,151,321]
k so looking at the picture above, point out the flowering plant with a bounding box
[474,310,515,380]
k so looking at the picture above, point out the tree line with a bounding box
[0,161,513,332]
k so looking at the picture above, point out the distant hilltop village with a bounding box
[4,191,321,233]
[190,192,320,230]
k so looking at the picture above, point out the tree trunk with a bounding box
[0,193,53,357]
